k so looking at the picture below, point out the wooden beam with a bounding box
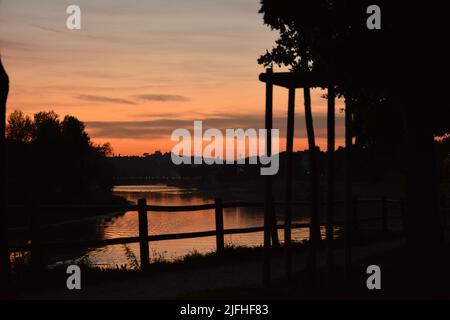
[259,71,327,89]
[5,201,321,214]
[259,71,382,89]
[9,216,396,254]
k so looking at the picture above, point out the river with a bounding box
[10,184,331,269]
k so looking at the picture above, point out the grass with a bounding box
[4,230,405,296]
[5,242,308,293]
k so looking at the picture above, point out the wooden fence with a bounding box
[6,196,415,273]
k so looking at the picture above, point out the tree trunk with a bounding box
[0,58,10,286]
[404,107,444,247]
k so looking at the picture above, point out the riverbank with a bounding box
[7,194,130,228]
[5,232,409,299]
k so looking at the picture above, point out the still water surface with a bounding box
[83,184,319,267]
[10,184,328,268]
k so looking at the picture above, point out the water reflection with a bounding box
[10,184,324,268]
[85,185,316,267]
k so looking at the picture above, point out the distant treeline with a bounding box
[108,140,450,184]
[5,109,449,207]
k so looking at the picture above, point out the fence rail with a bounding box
[5,196,431,272]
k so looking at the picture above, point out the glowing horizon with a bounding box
[0,0,345,156]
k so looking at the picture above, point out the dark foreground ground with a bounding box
[181,244,450,300]
[5,235,450,300]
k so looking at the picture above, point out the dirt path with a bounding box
[16,240,404,300]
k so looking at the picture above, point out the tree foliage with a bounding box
[257,1,449,245]
[258,1,448,151]
[5,110,113,205]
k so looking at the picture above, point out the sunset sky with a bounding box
[0,0,344,156]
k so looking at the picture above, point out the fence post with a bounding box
[441,197,448,229]
[352,196,358,234]
[138,198,150,272]
[343,94,353,283]
[215,198,224,254]
[325,84,336,288]
[381,196,388,234]
[30,205,43,273]
[270,196,280,247]
[400,198,406,232]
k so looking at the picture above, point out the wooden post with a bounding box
[263,68,273,286]
[441,197,448,229]
[400,198,406,232]
[138,198,150,272]
[381,196,388,234]
[326,85,335,284]
[215,198,224,254]
[445,198,449,230]
[0,59,10,283]
[353,196,359,234]
[446,197,449,230]
[304,83,320,282]
[344,95,353,282]
[270,196,280,247]
[285,87,296,278]
[30,206,43,273]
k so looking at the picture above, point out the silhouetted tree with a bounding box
[5,110,114,206]
[258,1,448,246]
[5,110,32,143]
